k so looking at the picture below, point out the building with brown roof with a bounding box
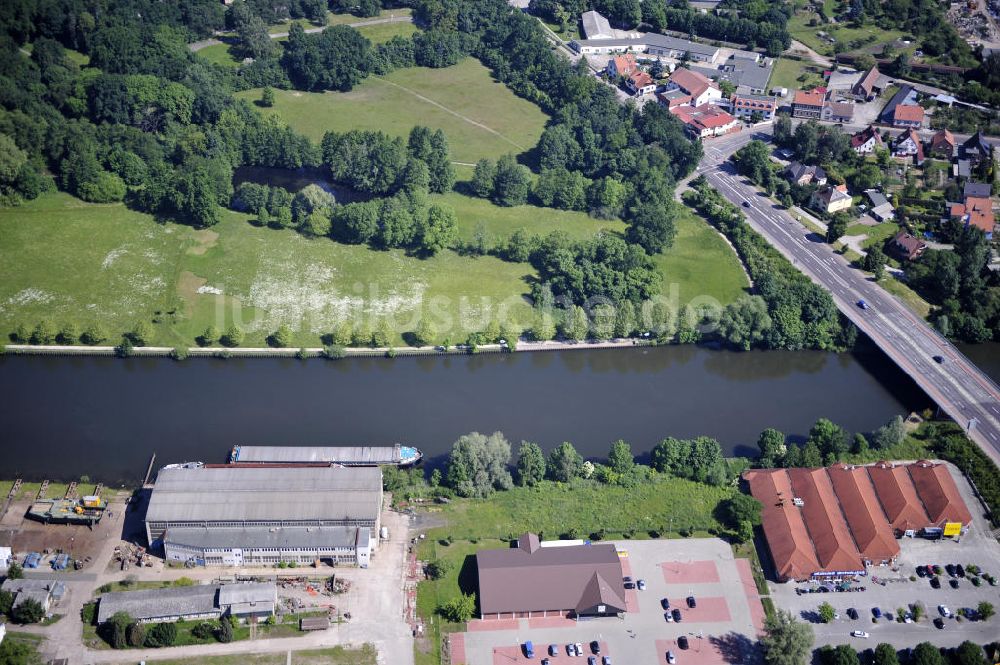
[792,89,826,119]
[665,67,721,106]
[950,196,995,239]
[850,125,884,154]
[743,470,821,582]
[892,128,925,165]
[826,464,899,565]
[608,53,638,79]
[670,103,740,139]
[867,461,931,537]
[888,230,926,261]
[476,533,626,619]
[928,129,955,159]
[852,65,881,100]
[787,468,865,575]
[907,460,973,527]
[626,70,657,96]
[892,104,924,129]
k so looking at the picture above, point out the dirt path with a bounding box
[371,77,527,151]
[188,15,412,52]
[785,40,833,68]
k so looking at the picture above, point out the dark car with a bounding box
[956,565,965,578]
[933,355,944,364]
[934,617,945,629]
[591,641,601,655]
[742,201,750,208]
[949,579,960,589]
[930,576,941,589]
[687,596,697,608]
[847,608,858,620]
[871,607,882,619]
[661,598,671,610]
[916,566,927,577]
[946,564,957,577]
[588,657,597,665]
[678,636,690,650]
[672,608,682,622]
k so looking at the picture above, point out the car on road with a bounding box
[637,579,646,591]
[857,299,869,310]
[742,201,750,208]
[672,608,682,622]
[591,641,601,655]
[871,607,882,619]
[930,576,941,589]
[687,596,697,608]
[938,605,952,618]
[851,631,870,638]
[934,617,945,629]
[847,608,858,620]
[661,598,671,610]
[949,579,960,589]
[933,355,944,364]
[667,651,677,664]
[678,636,690,650]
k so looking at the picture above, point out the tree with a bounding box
[106,611,133,649]
[260,86,275,107]
[626,201,677,253]
[516,441,546,486]
[607,439,635,477]
[863,244,886,280]
[425,558,454,580]
[807,419,849,460]
[413,319,436,347]
[492,154,530,207]
[217,615,234,643]
[912,643,944,665]
[439,593,475,622]
[0,590,13,616]
[761,609,814,665]
[955,642,987,665]
[826,215,848,244]
[145,621,178,647]
[818,601,835,623]
[221,325,244,347]
[650,437,686,474]
[56,322,79,345]
[283,24,371,92]
[445,431,513,497]
[199,325,219,347]
[5,562,23,580]
[871,415,905,450]
[561,305,590,342]
[831,645,860,665]
[720,295,772,350]
[270,324,293,348]
[719,493,762,528]
[471,159,496,198]
[11,597,44,624]
[614,301,636,338]
[126,621,146,647]
[419,204,458,255]
[977,601,994,621]
[873,644,900,665]
[756,428,786,467]
[547,441,583,482]
[734,140,773,187]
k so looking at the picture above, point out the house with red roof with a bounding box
[607,53,638,79]
[850,125,884,154]
[664,67,722,107]
[950,196,995,239]
[626,70,657,96]
[928,129,955,159]
[892,128,925,165]
[892,103,924,129]
[852,65,882,100]
[792,89,826,119]
[669,103,740,139]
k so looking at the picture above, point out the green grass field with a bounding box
[354,20,418,43]
[770,58,824,91]
[268,7,413,33]
[235,58,549,164]
[195,42,242,68]
[787,7,905,57]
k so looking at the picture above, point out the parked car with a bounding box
[549,644,559,657]
[667,651,677,664]
[847,608,858,620]
[686,596,697,608]
[543,660,550,665]
[587,657,596,665]
[851,631,870,638]
[956,564,965,578]
[916,566,927,577]
[933,565,943,576]
[678,636,690,650]
[602,658,611,665]
[938,605,951,618]
[871,608,882,619]
[946,564,957,577]
[661,598,671,610]
[637,579,646,591]
[934,617,945,629]
[575,643,583,657]
[591,641,601,655]
[930,576,941,589]
[524,641,535,658]
[567,644,576,656]
[672,608,682,622]
[664,611,673,622]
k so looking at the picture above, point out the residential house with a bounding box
[928,129,955,159]
[664,68,722,106]
[852,65,881,100]
[964,182,992,198]
[792,89,826,119]
[669,103,740,139]
[730,93,778,121]
[950,196,995,239]
[961,131,993,165]
[892,104,924,129]
[850,125,885,154]
[657,89,693,109]
[865,189,895,222]
[892,128,925,165]
[889,231,927,261]
[822,101,855,123]
[626,70,657,96]
[880,84,917,124]
[811,183,852,214]
[785,162,828,186]
[608,53,638,79]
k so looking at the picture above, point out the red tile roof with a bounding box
[854,65,880,97]
[867,461,931,534]
[610,54,637,76]
[930,129,955,153]
[668,67,715,99]
[629,70,654,89]
[744,470,820,582]
[826,464,899,562]
[670,103,737,131]
[851,125,884,149]
[893,104,924,123]
[793,89,826,108]
[787,468,865,572]
[907,461,973,526]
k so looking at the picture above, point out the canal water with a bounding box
[0,341,928,484]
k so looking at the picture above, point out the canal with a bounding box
[0,340,929,484]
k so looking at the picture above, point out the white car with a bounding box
[938,605,951,618]
[851,631,870,638]
[575,642,584,656]
[667,651,677,664]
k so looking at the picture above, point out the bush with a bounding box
[12,597,44,624]
[191,621,216,640]
[144,621,177,648]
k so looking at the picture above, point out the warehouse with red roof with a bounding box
[826,464,899,564]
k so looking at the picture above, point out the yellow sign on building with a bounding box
[943,522,962,537]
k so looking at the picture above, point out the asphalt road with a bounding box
[697,130,1000,467]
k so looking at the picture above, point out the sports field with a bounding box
[235,58,549,164]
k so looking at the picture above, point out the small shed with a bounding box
[300,616,330,631]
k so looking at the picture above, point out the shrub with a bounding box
[144,621,177,648]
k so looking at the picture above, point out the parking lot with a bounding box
[769,463,1000,648]
[455,538,764,665]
